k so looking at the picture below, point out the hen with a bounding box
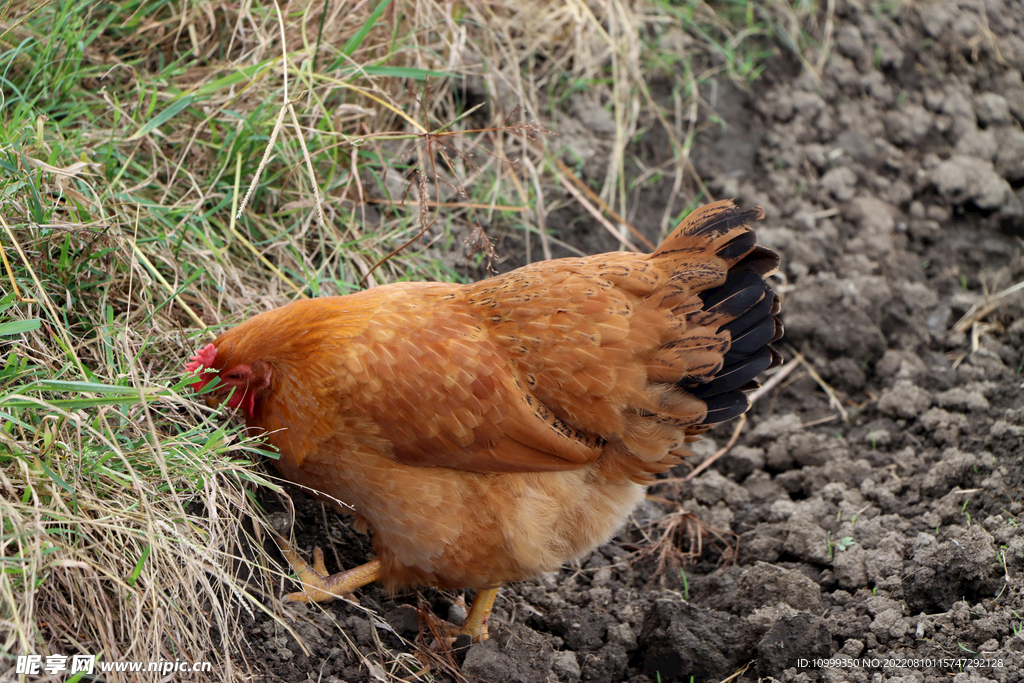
[186,199,782,640]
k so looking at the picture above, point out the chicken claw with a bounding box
[277,536,382,602]
[452,586,499,642]
[278,534,494,642]
[425,586,499,642]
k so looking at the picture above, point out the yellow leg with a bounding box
[277,536,382,602]
[277,536,497,642]
[451,586,500,642]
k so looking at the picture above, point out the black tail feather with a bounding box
[725,315,778,360]
[715,231,758,262]
[687,206,766,237]
[686,347,774,400]
[719,289,774,339]
[698,270,765,313]
[685,242,782,425]
[733,245,780,277]
[655,201,782,429]
[701,392,750,424]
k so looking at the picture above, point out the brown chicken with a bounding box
[186,199,782,640]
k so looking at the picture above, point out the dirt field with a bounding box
[240,2,1024,682]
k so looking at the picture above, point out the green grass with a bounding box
[647,0,825,86]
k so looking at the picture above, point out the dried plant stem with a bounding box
[229,153,309,299]
[554,167,641,253]
[954,279,1024,333]
[521,155,551,261]
[787,345,848,422]
[0,214,84,376]
[236,102,289,221]
[551,156,654,250]
[286,98,327,228]
[747,359,799,405]
[358,197,527,212]
[683,414,746,483]
[1,226,37,303]
[130,242,210,333]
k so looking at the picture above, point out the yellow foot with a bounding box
[425,586,500,643]
[275,535,382,603]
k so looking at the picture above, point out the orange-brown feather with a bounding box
[197,199,780,591]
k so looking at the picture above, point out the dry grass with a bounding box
[0,0,833,679]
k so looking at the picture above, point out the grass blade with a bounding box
[128,95,195,141]
[340,0,393,58]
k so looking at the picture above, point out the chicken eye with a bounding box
[226,371,243,380]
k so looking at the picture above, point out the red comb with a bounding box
[186,343,218,391]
